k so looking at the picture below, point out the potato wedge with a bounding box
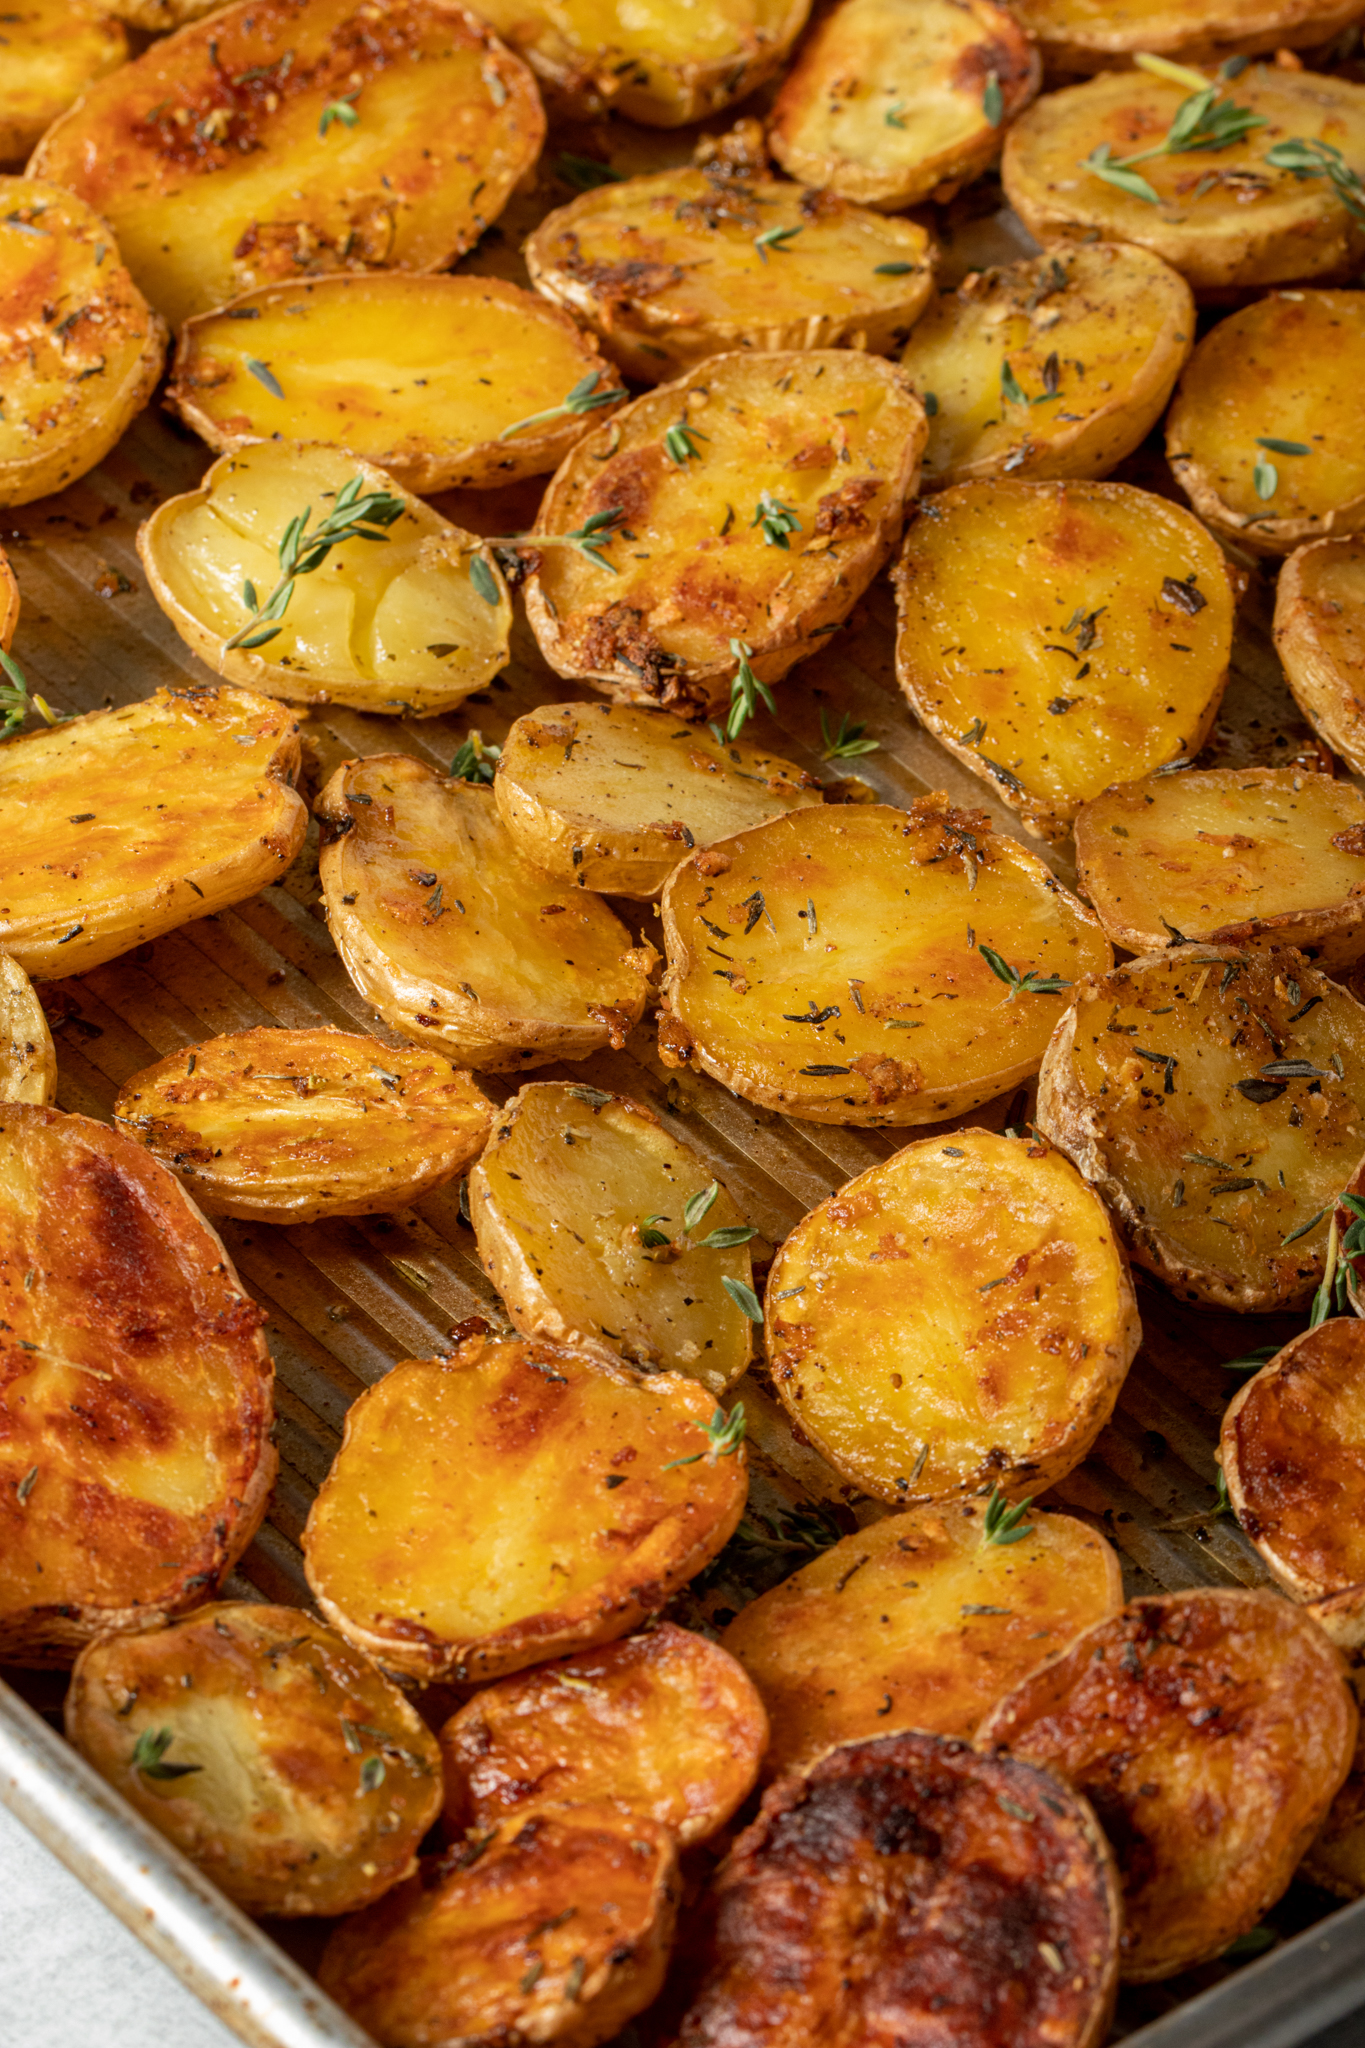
[1036,944,1365,1312]
[767,0,1041,211]
[316,754,653,1072]
[0,952,55,1105]
[722,1500,1123,1780]
[677,1729,1119,2048]
[658,796,1111,1125]
[892,481,1235,842]
[113,1026,493,1224]
[1275,537,1365,776]
[0,1,126,165]
[979,1590,1357,1980]
[167,275,626,492]
[0,177,165,510]
[1010,0,1365,73]
[303,1332,748,1682]
[0,683,307,981]
[0,1104,275,1665]
[28,0,545,330]
[525,350,925,719]
[468,1080,757,1394]
[1002,67,1365,294]
[66,1604,443,1917]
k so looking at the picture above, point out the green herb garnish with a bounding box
[0,647,61,736]
[753,224,802,262]
[725,638,776,740]
[450,730,500,784]
[498,371,621,442]
[225,472,406,650]
[664,419,707,465]
[981,1486,1034,1547]
[131,1727,202,1781]
[751,491,802,548]
[318,90,360,137]
[820,708,879,759]
[978,943,1071,999]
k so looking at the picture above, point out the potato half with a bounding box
[892,480,1234,842]
[317,754,653,1072]
[0,953,55,1105]
[1010,0,1365,73]
[767,0,1040,211]
[1276,537,1365,776]
[0,1,126,164]
[0,177,165,510]
[979,1590,1357,1980]
[303,1332,748,1682]
[0,1104,275,1665]
[722,1500,1123,1780]
[0,683,307,981]
[167,275,625,492]
[525,350,925,719]
[902,242,1193,492]
[658,796,1111,1125]
[28,0,546,329]
[1038,944,1365,1311]
[66,1604,443,1917]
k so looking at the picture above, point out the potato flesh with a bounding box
[0,1,127,164]
[1276,538,1365,774]
[0,953,56,1106]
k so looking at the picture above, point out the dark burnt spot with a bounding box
[872,1802,940,1860]
[556,233,686,305]
[814,477,882,536]
[952,33,1033,92]
[577,604,675,697]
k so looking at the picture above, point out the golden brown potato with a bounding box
[0,952,55,1105]
[166,275,626,491]
[0,177,165,510]
[303,1332,748,1683]
[767,0,1040,211]
[1036,944,1365,1313]
[1301,1586,1365,1898]
[104,0,229,26]
[0,1104,275,1665]
[525,350,925,719]
[66,1604,442,1917]
[0,683,307,982]
[0,1,126,164]
[1013,0,1365,71]
[892,481,1235,842]
[658,795,1111,1125]
[676,1729,1120,2048]
[0,545,16,648]
[28,0,546,329]
[979,1590,1357,1981]
[316,754,654,1073]
[1275,537,1365,776]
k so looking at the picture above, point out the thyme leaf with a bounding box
[981,1486,1034,1548]
[224,472,406,650]
[754,224,802,262]
[820,708,879,759]
[0,647,62,735]
[450,730,501,783]
[498,370,622,441]
[726,639,776,740]
[131,1727,202,1780]
[978,943,1071,999]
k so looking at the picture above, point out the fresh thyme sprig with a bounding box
[1081,51,1267,205]
[752,491,802,548]
[721,639,776,742]
[981,1486,1034,1547]
[556,151,623,190]
[131,1727,202,1780]
[225,473,406,651]
[754,224,802,262]
[0,648,61,736]
[638,1180,758,1255]
[978,943,1072,999]
[820,708,879,759]
[457,507,627,576]
[665,419,707,465]
[450,730,500,784]
[982,71,1003,128]
[497,371,622,442]
[1264,135,1365,222]
[318,89,360,136]
[662,1401,748,1467]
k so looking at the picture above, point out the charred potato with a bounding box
[1275,537,1365,775]
[1010,0,1365,73]
[0,1,126,164]
[66,1604,442,1917]
[0,953,55,1105]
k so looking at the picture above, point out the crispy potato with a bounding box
[320,1806,678,2048]
[28,0,546,330]
[0,1104,275,1665]
[1301,1586,1365,1898]
[1074,767,1365,968]
[66,1604,443,1917]
[525,350,925,719]
[676,1729,1120,2048]
[469,1080,757,1395]
[1002,67,1365,294]
[979,1590,1357,1980]
[167,275,626,492]
[1010,0,1365,73]
[0,952,55,1105]
[1275,537,1365,776]
[892,481,1235,842]
[0,177,165,510]
[0,1,126,165]
[316,754,653,1072]
[1036,944,1365,1312]
[767,0,1040,211]
[658,796,1111,1125]
[303,1332,748,1683]
[0,683,307,981]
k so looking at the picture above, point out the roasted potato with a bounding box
[316,754,654,1072]
[525,349,925,719]
[104,0,229,26]
[113,1026,493,1224]
[66,1604,443,1917]
[1275,537,1365,776]
[28,0,546,329]
[0,952,55,1105]
[892,480,1235,842]
[1010,0,1365,73]
[1074,767,1365,968]
[166,275,626,492]
[0,544,16,648]
[0,177,165,510]
[1036,944,1365,1313]
[658,796,1111,1125]
[767,0,1040,211]
[979,1590,1357,1980]
[0,683,307,981]
[439,1621,767,1844]
[494,702,822,899]
[139,442,511,718]
[676,1729,1120,2048]
[0,1104,275,1665]
[1002,67,1365,294]
[0,1,126,165]
[1301,1586,1365,1899]
[303,1332,748,1682]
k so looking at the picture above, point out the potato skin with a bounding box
[1302,1586,1365,1898]
[0,547,16,649]
[1009,0,1365,73]
[0,952,56,1106]
[1275,537,1365,776]
[0,2,126,165]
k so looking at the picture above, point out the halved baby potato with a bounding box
[0,683,307,981]
[0,953,55,1105]
[28,0,546,329]
[658,796,1111,1125]
[0,1,126,164]
[1009,0,1365,73]
[1276,538,1365,776]
[767,0,1040,211]
[303,1331,748,1683]
[317,754,653,1073]
[66,1604,443,1917]
[525,350,925,719]
[892,480,1235,842]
